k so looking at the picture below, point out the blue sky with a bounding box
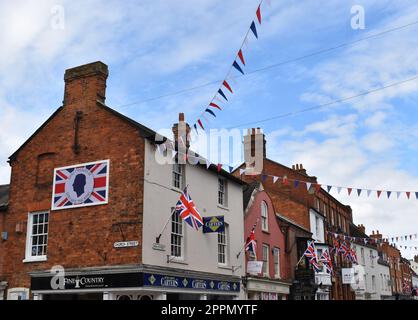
[1,0,418,257]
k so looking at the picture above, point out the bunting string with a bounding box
[193,1,265,132]
[157,141,418,201]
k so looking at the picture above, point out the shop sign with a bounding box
[144,273,240,292]
[31,272,143,291]
[202,216,225,233]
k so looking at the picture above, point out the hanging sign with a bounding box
[202,216,225,233]
[51,160,110,211]
[342,268,355,284]
[247,261,263,275]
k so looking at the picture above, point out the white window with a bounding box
[171,210,183,258]
[361,248,365,265]
[330,208,335,225]
[372,275,376,292]
[172,164,184,190]
[262,244,270,277]
[261,201,268,232]
[25,211,49,262]
[315,216,321,240]
[315,198,320,211]
[370,250,374,266]
[322,202,327,216]
[218,178,228,206]
[273,248,280,278]
[218,226,228,265]
[7,288,30,300]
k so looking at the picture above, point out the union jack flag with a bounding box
[245,229,257,259]
[175,187,203,230]
[339,241,350,258]
[349,248,358,264]
[52,160,109,210]
[320,249,334,274]
[304,241,320,272]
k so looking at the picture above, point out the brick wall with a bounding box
[2,62,145,292]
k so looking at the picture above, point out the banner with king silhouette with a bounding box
[51,160,109,210]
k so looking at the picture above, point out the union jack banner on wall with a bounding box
[51,160,110,210]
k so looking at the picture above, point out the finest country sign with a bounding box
[202,216,225,233]
[51,160,110,210]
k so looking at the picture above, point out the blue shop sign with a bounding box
[202,216,225,233]
[143,273,240,292]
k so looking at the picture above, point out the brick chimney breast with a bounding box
[63,61,109,106]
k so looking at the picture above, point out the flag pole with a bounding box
[155,184,189,244]
[237,218,259,259]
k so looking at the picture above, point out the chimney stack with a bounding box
[358,224,366,234]
[370,230,383,241]
[172,113,191,151]
[292,163,307,175]
[243,128,266,175]
[63,61,109,106]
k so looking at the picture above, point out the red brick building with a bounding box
[243,182,292,300]
[0,61,245,300]
[234,129,355,300]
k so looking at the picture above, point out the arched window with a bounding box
[261,201,268,232]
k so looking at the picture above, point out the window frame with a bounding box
[218,177,228,207]
[261,201,269,232]
[24,211,49,263]
[217,225,228,266]
[172,163,185,190]
[262,244,270,277]
[273,247,281,279]
[170,209,184,259]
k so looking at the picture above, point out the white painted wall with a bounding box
[352,244,381,300]
[377,262,392,298]
[142,141,245,291]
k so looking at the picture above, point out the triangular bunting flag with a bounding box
[239,168,246,175]
[228,166,234,173]
[197,119,205,130]
[250,21,258,39]
[357,189,362,197]
[205,108,216,117]
[367,190,372,197]
[171,150,177,159]
[232,60,244,75]
[337,187,342,194]
[209,102,222,110]
[294,180,299,188]
[377,190,382,198]
[315,184,321,192]
[205,160,211,169]
[387,191,391,199]
[415,192,418,199]
[327,185,332,193]
[218,88,228,101]
[217,164,222,172]
[406,191,411,199]
[237,49,246,66]
[282,176,289,185]
[306,182,312,191]
[347,188,352,196]
[396,192,401,199]
[273,176,279,184]
[256,5,262,24]
[223,80,233,93]
[193,124,199,134]
[261,174,267,182]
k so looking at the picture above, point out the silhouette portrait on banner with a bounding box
[72,173,86,197]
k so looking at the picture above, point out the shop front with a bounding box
[245,277,290,300]
[29,266,241,300]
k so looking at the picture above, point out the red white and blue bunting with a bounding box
[192,1,265,133]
